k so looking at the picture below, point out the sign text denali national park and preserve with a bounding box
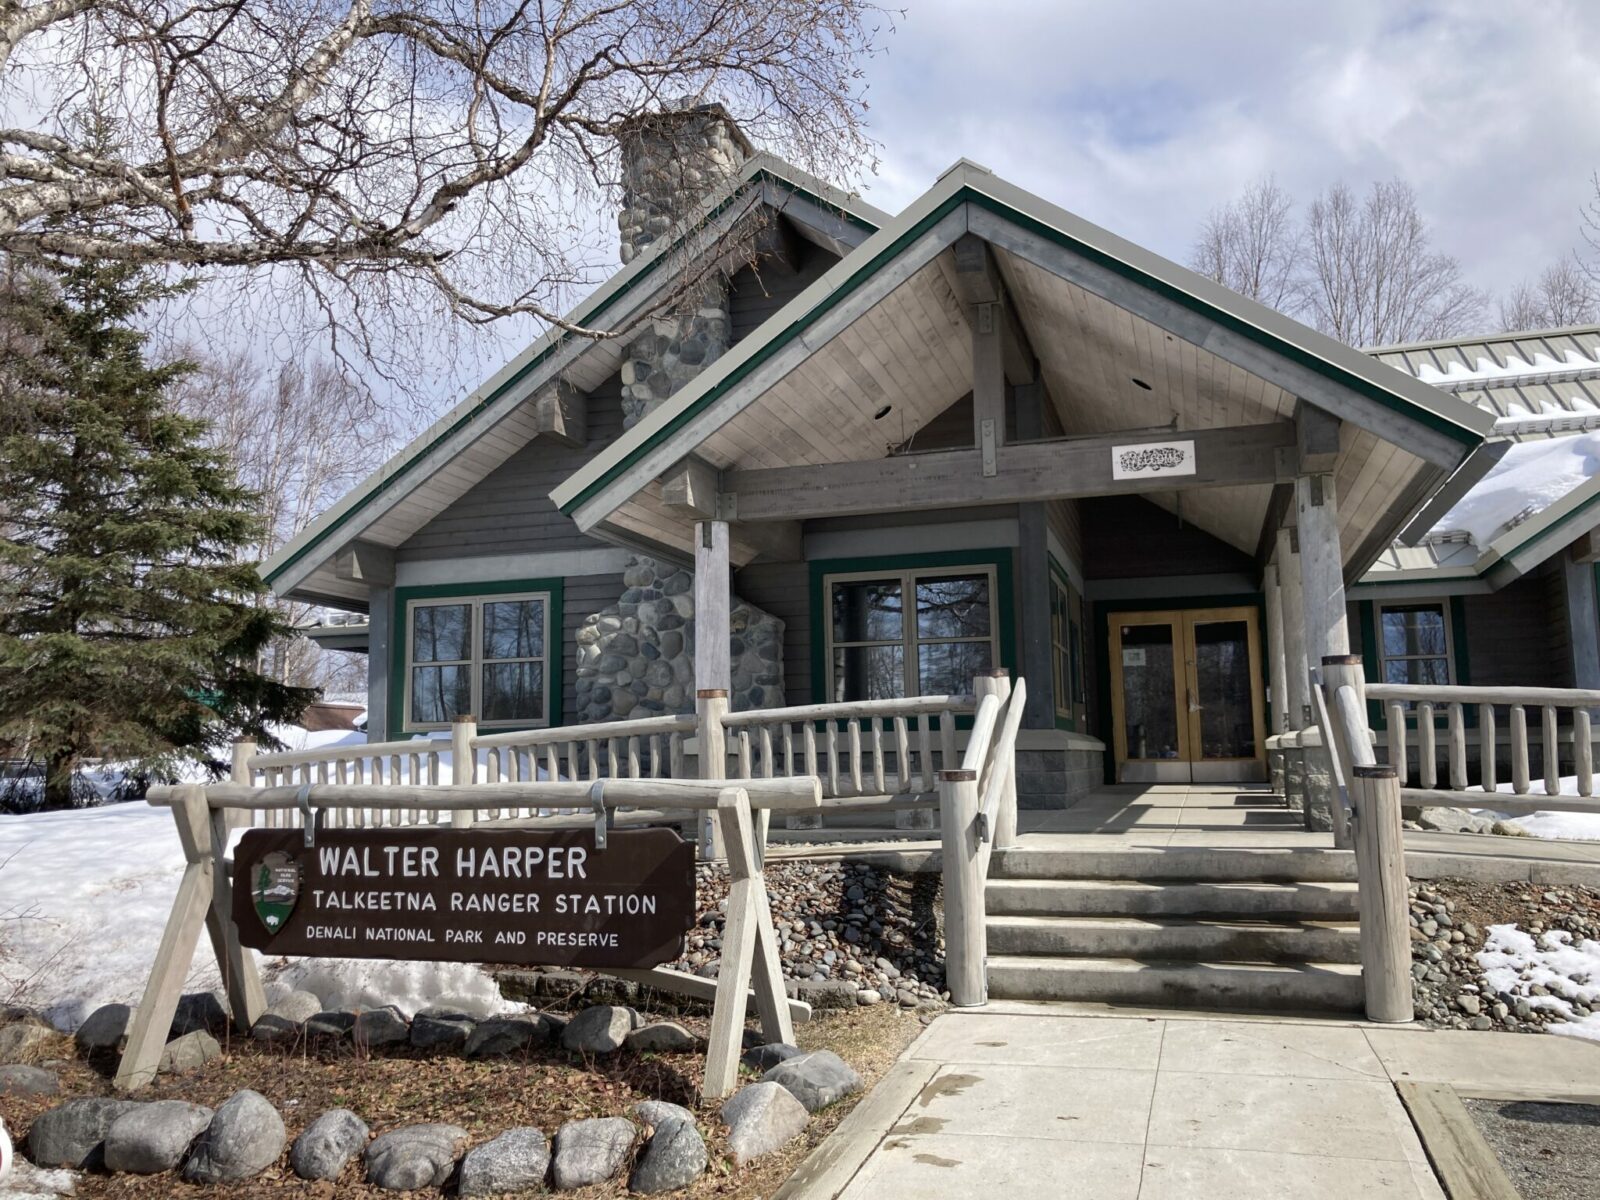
[232,827,697,969]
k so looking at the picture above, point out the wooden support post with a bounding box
[701,787,793,1100]
[450,715,477,829]
[939,769,986,1006]
[115,787,216,1091]
[696,691,730,859]
[1320,655,1367,849]
[1276,528,1310,728]
[1296,472,1350,665]
[1263,564,1290,734]
[1349,765,1413,1024]
[975,671,1019,849]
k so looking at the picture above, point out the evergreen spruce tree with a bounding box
[0,255,314,809]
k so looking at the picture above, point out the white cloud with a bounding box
[856,0,1600,313]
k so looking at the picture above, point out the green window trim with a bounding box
[1357,596,1471,730]
[1047,554,1084,732]
[389,578,565,742]
[807,549,1017,722]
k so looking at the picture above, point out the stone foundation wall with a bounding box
[1015,746,1104,810]
[573,555,784,723]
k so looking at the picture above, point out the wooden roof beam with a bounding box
[660,456,722,519]
[723,421,1294,523]
[944,234,1037,386]
[1295,401,1342,474]
[533,380,586,448]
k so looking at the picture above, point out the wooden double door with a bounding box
[1109,606,1267,783]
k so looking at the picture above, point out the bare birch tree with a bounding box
[1302,180,1484,347]
[173,350,392,691]
[0,1,886,384]
[1190,176,1303,313]
[1499,257,1598,331]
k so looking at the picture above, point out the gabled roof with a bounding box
[261,154,888,606]
[552,160,1493,575]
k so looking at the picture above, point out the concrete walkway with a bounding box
[786,1006,1600,1200]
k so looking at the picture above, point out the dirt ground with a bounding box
[2,1004,922,1198]
[1465,1098,1600,1200]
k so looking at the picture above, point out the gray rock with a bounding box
[304,1010,357,1039]
[626,1021,697,1053]
[28,1098,141,1168]
[740,1042,801,1073]
[104,1100,213,1174]
[182,1089,286,1183]
[561,1005,633,1054]
[74,1004,134,1053]
[633,1100,697,1131]
[158,1030,221,1074]
[410,1009,475,1053]
[354,1006,410,1047]
[458,1127,550,1196]
[551,1116,636,1189]
[170,992,229,1037]
[291,1108,370,1181]
[0,1017,54,1061]
[0,1063,59,1096]
[630,1117,707,1194]
[250,1014,302,1044]
[266,989,323,1024]
[464,1013,547,1058]
[720,1082,809,1165]
[364,1123,468,1191]
[763,1050,863,1113]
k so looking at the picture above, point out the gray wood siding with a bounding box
[728,237,838,343]
[733,561,811,704]
[1460,572,1567,689]
[560,572,625,722]
[1081,495,1256,581]
[396,375,625,561]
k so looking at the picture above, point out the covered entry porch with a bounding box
[553,160,1497,804]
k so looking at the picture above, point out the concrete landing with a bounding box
[781,1009,1600,1200]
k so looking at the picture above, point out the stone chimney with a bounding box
[616,101,752,429]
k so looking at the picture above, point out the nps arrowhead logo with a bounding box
[251,851,301,934]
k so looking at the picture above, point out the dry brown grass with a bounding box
[2,1003,922,1198]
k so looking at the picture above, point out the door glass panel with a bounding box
[1193,620,1255,760]
[1120,624,1180,760]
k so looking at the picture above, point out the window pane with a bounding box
[832,645,905,701]
[1121,623,1180,759]
[831,579,903,642]
[1381,605,1447,658]
[414,604,470,663]
[918,641,992,695]
[483,599,544,660]
[1194,620,1256,759]
[411,664,470,724]
[1383,657,1451,686]
[483,662,544,723]
[916,574,991,638]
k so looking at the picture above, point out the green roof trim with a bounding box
[561,180,1486,523]
[263,166,878,589]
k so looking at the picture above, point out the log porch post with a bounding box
[1276,527,1309,729]
[1295,472,1350,665]
[695,519,732,858]
[1263,562,1289,734]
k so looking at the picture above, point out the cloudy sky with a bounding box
[851,0,1600,307]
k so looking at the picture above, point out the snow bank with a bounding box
[1477,923,1600,1041]
[1432,432,1600,548]
[1479,777,1600,841]
[0,741,521,1029]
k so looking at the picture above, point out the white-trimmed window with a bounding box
[825,565,998,701]
[1376,601,1453,687]
[405,592,551,730]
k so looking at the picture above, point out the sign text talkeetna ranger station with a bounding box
[233,827,696,969]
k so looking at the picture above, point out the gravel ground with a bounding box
[1410,879,1600,1032]
[1465,1098,1600,1200]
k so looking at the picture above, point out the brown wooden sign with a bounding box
[232,827,696,969]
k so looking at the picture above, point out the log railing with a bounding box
[1366,682,1600,813]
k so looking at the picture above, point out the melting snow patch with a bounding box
[1477,923,1600,1041]
[1432,432,1600,547]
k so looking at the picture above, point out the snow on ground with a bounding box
[1477,923,1600,1042]
[0,725,521,1030]
[1479,777,1600,842]
[1432,431,1600,548]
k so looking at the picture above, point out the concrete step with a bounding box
[984,878,1360,919]
[986,955,1365,1012]
[991,846,1356,883]
[985,915,1362,964]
